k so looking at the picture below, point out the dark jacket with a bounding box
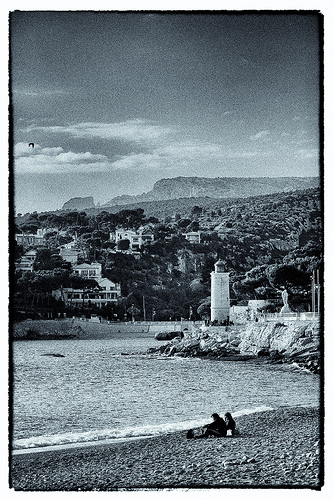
[204,416,227,436]
[225,414,236,434]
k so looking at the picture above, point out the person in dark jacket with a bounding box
[202,413,227,437]
[224,412,236,436]
[186,413,228,439]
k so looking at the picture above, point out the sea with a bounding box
[11,331,321,454]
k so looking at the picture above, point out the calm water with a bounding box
[12,333,320,450]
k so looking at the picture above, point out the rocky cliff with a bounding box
[104,176,319,207]
[62,196,95,211]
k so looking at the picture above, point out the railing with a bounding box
[263,312,319,321]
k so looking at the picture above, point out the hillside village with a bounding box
[13,187,322,323]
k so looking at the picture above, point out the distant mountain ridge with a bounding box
[102,176,319,207]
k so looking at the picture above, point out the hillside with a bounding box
[102,176,319,207]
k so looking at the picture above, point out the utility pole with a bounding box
[317,269,320,315]
[143,295,146,322]
[311,270,316,313]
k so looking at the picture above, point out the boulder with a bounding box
[257,348,270,357]
[154,331,182,341]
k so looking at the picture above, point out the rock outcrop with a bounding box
[62,196,95,211]
[146,320,321,373]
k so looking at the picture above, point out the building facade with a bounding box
[183,232,201,244]
[72,262,102,278]
[114,229,154,250]
[15,233,45,248]
[16,249,37,272]
[61,277,121,308]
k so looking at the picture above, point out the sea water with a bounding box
[11,332,320,452]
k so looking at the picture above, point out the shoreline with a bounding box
[10,406,323,490]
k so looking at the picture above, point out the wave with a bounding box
[12,405,273,453]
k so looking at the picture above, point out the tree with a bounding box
[187,220,200,232]
[177,218,192,229]
[266,264,310,291]
[191,206,203,216]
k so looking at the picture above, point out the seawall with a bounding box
[12,319,203,340]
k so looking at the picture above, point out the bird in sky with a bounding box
[28,142,34,148]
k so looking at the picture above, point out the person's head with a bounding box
[224,412,232,419]
[211,413,220,421]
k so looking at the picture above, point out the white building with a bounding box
[248,300,268,320]
[183,231,201,244]
[56,277,121,308]
[229,305,248,324]
[210,260,230,323]
[16,249,37,272]
[72,262,102,278]
[115,229,154,250]
[15,233,45,248]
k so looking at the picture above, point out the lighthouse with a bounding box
[210,260,230,323]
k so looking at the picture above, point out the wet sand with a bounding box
[9,406,323,491]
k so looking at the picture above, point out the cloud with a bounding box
[14,135,266,175]
[14,143,64,157]
[23,120,172,145]
[13,87,72,97]
[14,142,109,174]
[294,149,319,159]
[112,153,169,171]
[109,140,262,171]
[250,130,270,141]
[156,140,259,160]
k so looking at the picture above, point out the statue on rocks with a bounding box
[280,288,292,314]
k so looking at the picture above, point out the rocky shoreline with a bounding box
[10,406,322,490]
[146,320,321,374]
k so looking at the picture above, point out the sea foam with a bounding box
[12,405,273,453]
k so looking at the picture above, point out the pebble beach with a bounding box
[10,406,323,491]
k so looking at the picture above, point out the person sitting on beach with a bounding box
[191,413,227,439]
[186,413,227,439]
[202,413,227,437]
[224,412,236,436]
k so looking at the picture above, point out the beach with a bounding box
[10,406,322,490]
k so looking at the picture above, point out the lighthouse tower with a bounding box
[210,260,230,323]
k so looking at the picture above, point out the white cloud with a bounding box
[13,136,266,175]
[156,140,259,160]
[13,87,71,97]
[112,153,169,171]
[250,130,270,141]
[294,149,319,159]
[23,119,172,145]
[14,143,64,157]
[14,142,109,174]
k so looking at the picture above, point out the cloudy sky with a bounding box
[10,11,321,214]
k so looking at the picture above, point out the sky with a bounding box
[10,11,321,214]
